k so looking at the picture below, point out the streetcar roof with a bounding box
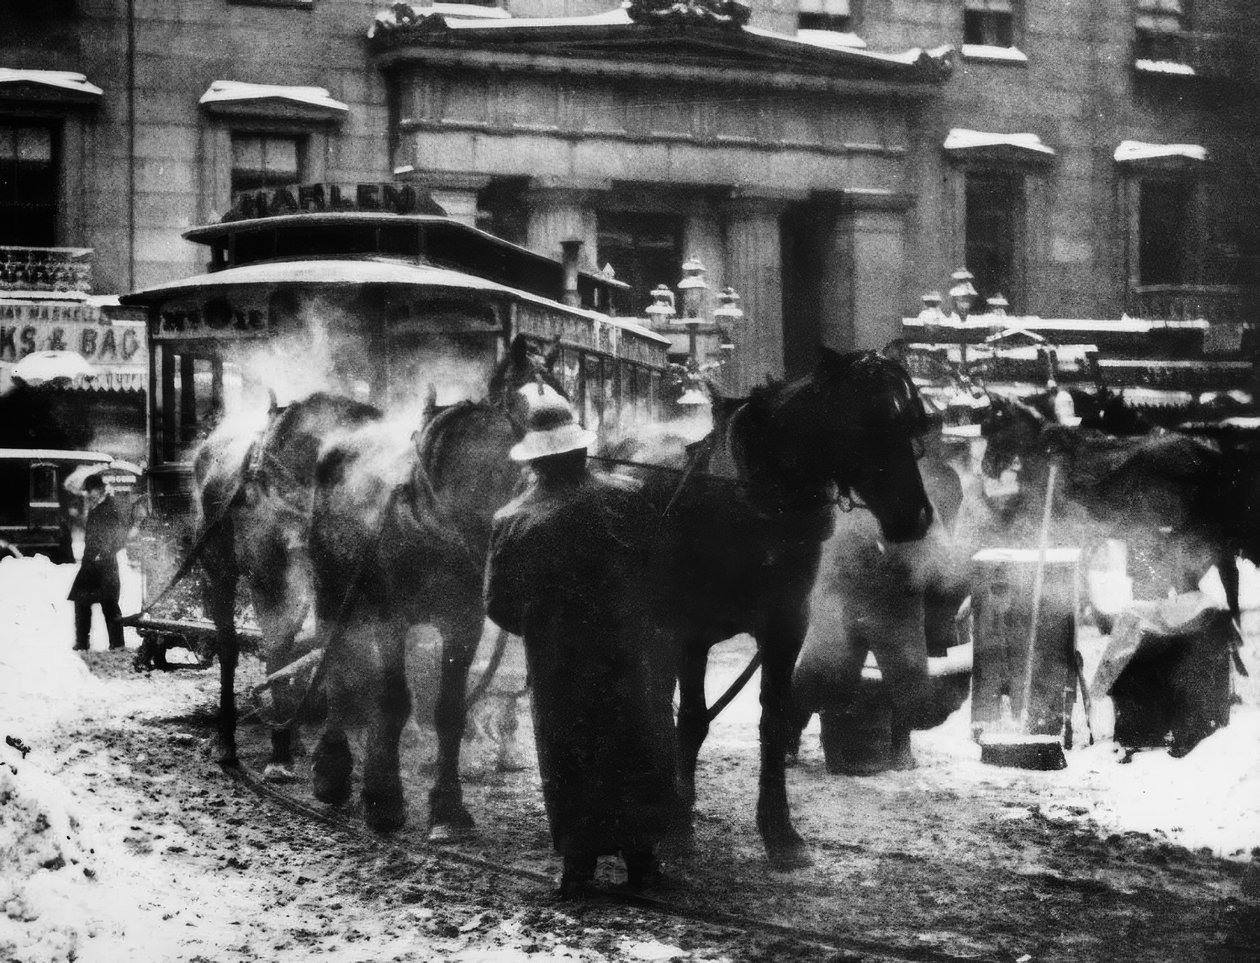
[182,212,629,297]
[120,256,670,346]
[0,448,115,464]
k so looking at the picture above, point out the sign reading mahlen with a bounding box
[227,182,446,222]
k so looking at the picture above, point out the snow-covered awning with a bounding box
[943,128,1055,165]
[199,81,348,122]
[0,69,102,103]
[1114,140,1208,168]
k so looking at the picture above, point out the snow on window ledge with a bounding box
[795,29,868,50]
[961,44,1028,64]
[1134,59,1196,76]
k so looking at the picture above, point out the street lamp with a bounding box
[949,267,978,364]
[645,284,676,323]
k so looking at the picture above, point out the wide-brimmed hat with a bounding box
[509,385,595,462]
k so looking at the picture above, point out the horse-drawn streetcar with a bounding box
[119,183,671,656]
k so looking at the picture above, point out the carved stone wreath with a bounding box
[625,0,752,29]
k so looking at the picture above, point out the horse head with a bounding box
[749,347,933,543]
[979,395,1045,478]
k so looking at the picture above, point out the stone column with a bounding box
[397,170,491,227]
[722,190,799,393]
[524,177,609,271]
[824,190,914,353]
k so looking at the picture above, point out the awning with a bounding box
[943,128,1055,164]
[199,81,348,122]
[1114,140,1208,167]
[0,69,102,103]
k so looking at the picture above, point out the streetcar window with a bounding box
[0,462,27,524]
[558,346,582,404]
[602,361,619,434]
[29,464,58,507]
[386,332,499,408]
[583,355,602,431]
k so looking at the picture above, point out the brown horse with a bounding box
[193,392,383,774]
[606,348,935,868]
[305,336,557,835]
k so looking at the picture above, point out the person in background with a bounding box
[69,473,128,651]
[484,385,679,898]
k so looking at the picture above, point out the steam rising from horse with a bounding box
[607,348,935,867]
[305,337,557,834]
[193,393,382,773]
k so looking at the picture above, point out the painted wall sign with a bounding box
[226,182,443,222]
[0,301,144,365]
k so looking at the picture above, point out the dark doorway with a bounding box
[596,211,684,317]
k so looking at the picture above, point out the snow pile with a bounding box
[0,555,104,733]
[0,739,106,963]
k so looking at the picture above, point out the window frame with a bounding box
[226,0,313,8]
[229,131,305,196]
[199,92,345,224]
[796,0,859,35]
[0,119,61,247]
[1116,157,1209,308]
[962,0,1026,62]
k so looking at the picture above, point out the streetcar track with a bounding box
[226,759,1000,963]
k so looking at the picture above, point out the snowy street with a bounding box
[2,553,1259,962]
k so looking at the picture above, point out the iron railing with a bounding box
[1126,284,1250,324]
[0,246,93,295]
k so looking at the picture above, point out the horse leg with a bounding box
[756,612,813,870]
[312,616,373,807]
[251,576,313,784]
[672,644,709,851]
[204,571,240,767]
[361,619,410,832]
[428,611,478,841]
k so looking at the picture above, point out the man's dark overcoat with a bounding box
[485,471,679,860]
[68,494,129,603]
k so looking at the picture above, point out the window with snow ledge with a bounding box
[797,0,859,36]
[962,44,1028,64]
[227,0,313,8]
[964,0,1022,51]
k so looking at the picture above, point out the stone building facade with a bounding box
[3,0,1258,390]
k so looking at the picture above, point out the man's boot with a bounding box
[557,854,596,899]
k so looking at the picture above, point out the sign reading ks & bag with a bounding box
[0,301,144,365]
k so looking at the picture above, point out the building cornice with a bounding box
[369,12,953,96]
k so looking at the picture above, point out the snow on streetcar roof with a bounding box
[120,257,670,346]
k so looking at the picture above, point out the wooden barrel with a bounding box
[970,548,1080,740]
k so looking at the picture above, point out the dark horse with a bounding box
[979,395,1231,603]
[981,396,1254,671]
[608,348,935,868]
[304,336,556,835]
[193,392,383,774]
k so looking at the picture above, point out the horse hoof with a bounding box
[427,821,474,844]
[263,762,296,783]
[363,798,407,834]
[766,842,814,871]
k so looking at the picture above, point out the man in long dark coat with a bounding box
[69,473,129,651]
[484,386,679,898]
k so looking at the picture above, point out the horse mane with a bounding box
[748,349,928,437]
[266,392,383,452]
